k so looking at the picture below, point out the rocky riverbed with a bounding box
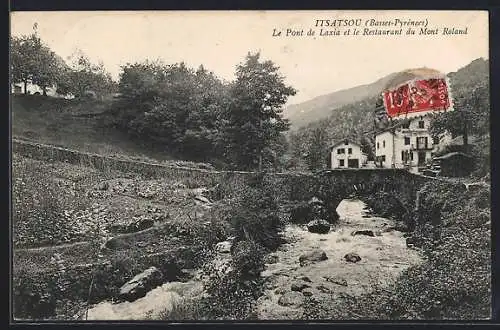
[255,199,424,320]
[85,199,423,320]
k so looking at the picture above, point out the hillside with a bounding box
[284,58,489,129]
[10,95,205,167]
[284,73,399,129]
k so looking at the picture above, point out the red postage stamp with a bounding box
[383,78,452,118]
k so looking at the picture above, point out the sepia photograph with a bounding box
[10,10,491,321]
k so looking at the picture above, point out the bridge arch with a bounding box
[274,169,436,226]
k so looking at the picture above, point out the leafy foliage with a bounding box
[56,49,117,98]
[110,61,229,162]
[221,52,296,170]
[224,177,283,251]
[11,32,61,95]
[11,27,116,98]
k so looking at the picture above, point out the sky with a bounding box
[10,10,489,105]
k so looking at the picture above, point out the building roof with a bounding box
[330,138,361,149]
[434,152,473,160]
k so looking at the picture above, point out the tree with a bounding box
[429,82,489,148]
[111,61,229,162]
[360,135,375,161]
[57,49,116,98]
[222,52,296,170]
[304,125,329,171]
[11,26,61,95]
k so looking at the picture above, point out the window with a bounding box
[339,159,345,167]
[348,148,352,154]
[381,155,386,162]
[417,136,428,149]
[344,140,349,145]
[433,136,440,145]
[377,142,380,149]
[401,151,405,161]
[402,121,410,129]
[404,137,410,145]
[382,140,385,148]
[337,148,345,154]
[418,120,425,129]
[410,151,414,161]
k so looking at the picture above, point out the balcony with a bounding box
[415,143,432,150]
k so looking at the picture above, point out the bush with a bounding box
[197,259,263,320]
[227,184,283,251]
[231,240,265,278]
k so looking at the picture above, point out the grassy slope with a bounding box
[11,95,178,163]
[12,153,229,319]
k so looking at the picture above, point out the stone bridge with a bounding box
[264,168,463,226]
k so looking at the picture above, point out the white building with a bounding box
[10,82,74,99]
[374,114,450,173]
[330,139,367,169]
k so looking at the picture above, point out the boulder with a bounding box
[97,181,109,191]
[194,195,211,204]
[344,253,361,263]
[299,249,328,266]
[352,230,375,237]
[406,236,424,247]
[119,266,164,302]
[274,287,288,295]
[291,282,311,292]
[264,254,279,264]
[302,288,314,297]
[316,285,331,293]
[325,276,348,286]
[278,291,304,307]
[108,217,154,234]
[215,241,232,254]
[299,276,312,283]
[307,220,331,234]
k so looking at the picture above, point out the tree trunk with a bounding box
[42,86,47,96]
[24,80,28,95]
[463,121,468,147]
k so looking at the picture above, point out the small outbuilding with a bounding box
[433,152,474,177]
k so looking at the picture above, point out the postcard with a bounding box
[10,10,490,321]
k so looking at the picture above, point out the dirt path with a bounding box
[255,199,424,320]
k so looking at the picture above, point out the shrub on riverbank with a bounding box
[224,173,284,251]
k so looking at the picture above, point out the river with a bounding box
[255,198,424,319]
[86,199,423,320]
